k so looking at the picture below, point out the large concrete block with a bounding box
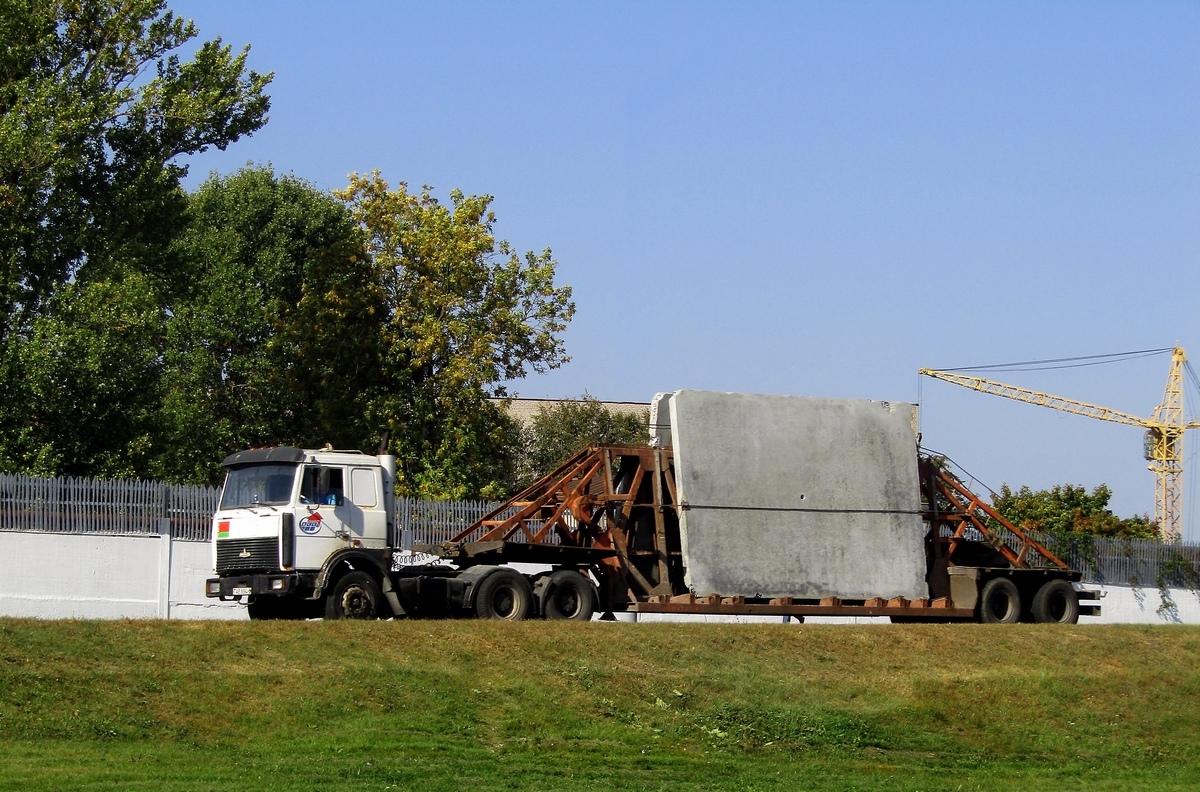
[668,390,928,600]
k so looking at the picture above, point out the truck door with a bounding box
[294,465,354,569]
[347,466,386,548]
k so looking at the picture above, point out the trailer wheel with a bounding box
[474,569,533,621]
[978,577,1021,624]
[542,570,596,621]
[1031,579,1079,624]
[325,571,382,620]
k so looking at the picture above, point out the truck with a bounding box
[206,390,1097,623]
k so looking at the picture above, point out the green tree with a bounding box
[0,0,271,326]
[337,172,575,499]
[5,273,164,477]
[0,0,271,476]
[516,396,649,488]
[990,483,1159,541]
[159,166,383,485]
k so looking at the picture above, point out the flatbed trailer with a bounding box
[417,443,1095,623]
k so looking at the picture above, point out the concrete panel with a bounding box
[0,532,244,620]
[668,390,928,600]
[649,392,673,448]
[169,540,246,620]
[0,532,160,618]
[1079,584,1200,624]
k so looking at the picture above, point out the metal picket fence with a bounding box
[395,497,499,547]
[0,473,504,547]
[1049,536,1200,589]
[0,473,218,540]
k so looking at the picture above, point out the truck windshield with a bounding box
[220,464,298,509]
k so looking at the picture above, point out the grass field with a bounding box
[1,620,1198,791]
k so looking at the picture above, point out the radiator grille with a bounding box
[217,537,279,573]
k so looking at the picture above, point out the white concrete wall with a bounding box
[0,531,245,620]
[1078,584,1200,625]
[169,538,247,620]
[1,529,1197,624]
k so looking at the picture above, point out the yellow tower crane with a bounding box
[919,347,1200,542]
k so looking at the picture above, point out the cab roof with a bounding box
[222,447,378,468]
[221,447,306,468]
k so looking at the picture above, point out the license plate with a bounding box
[232,586,252,596]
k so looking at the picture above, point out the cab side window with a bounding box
[299,465,345,506]
[324,468,344,505]
[350,467,378,507]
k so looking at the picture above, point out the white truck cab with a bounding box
[206,446,397,618]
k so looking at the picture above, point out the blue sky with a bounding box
[173,1,1200,536]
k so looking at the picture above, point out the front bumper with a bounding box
[206,573,313,600]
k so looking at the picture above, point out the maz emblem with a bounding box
[239,548,252,558]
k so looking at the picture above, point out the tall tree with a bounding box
[0,0,271,475]
[5,273,164,477]
[337,173,575,499]
[160,166,382,485]
[0,0,271,324]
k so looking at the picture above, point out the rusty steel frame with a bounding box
[432,445,1073,617]
[440,445,681,605]
[920,461,1070,571]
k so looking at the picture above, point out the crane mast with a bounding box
[920,347,1199,542]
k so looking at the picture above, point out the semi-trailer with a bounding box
[205,390,1095,623]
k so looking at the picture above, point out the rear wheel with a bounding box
[325,571,383,620]
[978,577,1021,624]
[474,569,533,621]
[542,570,596,621]
[1031,579,1079,624]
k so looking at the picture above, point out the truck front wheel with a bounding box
[248,595,309,620]
[1031,579,1079,624]
[474,569,533,620]
[247,596,279,621]
[978,577,1021,624]
[326,571,383,620]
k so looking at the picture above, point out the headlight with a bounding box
[206,580,222,595]
[270,578,285,590]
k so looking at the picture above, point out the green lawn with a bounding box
[1,620,1197,790]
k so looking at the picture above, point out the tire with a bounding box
[325,571,383,620]
[542,570,596,621]
[1031,579,1079,625]
[474,569,533,621]
[978,577,1021,624]
[247,596,278,621]
[248,595,312,621]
